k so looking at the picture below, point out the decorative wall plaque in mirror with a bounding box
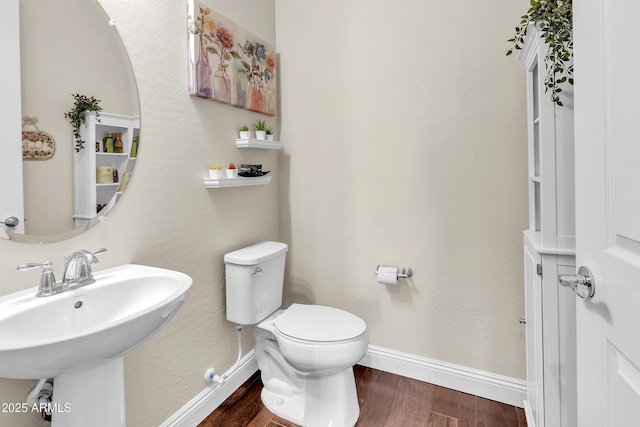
[0,0,140,243]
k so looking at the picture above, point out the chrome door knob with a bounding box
[559,266,596,298]
[1,216,19,227]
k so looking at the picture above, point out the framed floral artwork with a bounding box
[188,1,277,116]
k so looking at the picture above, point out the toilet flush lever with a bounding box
[252,267,263,277]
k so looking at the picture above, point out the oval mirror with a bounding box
[0,0,140,243]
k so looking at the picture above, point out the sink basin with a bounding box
[0,264,192,379]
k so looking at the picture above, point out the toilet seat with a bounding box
[266,304,369,374]
[274,303,366,343]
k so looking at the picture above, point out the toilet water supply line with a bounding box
[205,324,243,386]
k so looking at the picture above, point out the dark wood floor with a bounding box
[199,365,527,427]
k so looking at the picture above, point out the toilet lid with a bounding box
[274,304,366,342]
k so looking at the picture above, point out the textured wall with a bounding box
[275,0,529,378]
[0,0,276,426]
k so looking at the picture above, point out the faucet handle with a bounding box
[17,261,57,297]
[17,261,51,272]
[93,248,107,256]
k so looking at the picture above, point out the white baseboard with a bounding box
[523,400,536,427]
[358,345,526,408]
[162,345,526,426]
[159,351,258,427]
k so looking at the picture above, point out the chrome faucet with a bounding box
[17,248,107,297]
[61,249,106,289]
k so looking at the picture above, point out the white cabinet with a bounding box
[520,27,576,427]
[73,112,139,227]
[523,235,576,427]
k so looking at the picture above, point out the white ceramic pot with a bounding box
[255,130,267,140]
[266,134,274,141]
[239,131,250,139]
[226,169,238,178]
[209,169,223,179]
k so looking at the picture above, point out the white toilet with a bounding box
[225,241,368,427]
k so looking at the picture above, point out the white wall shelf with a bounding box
[204,138,278,189]
[203,176,272,188]
[235,138,282,150]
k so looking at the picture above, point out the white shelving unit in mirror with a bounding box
[74,112,139,227]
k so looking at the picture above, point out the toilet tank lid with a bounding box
[224,241,288,265]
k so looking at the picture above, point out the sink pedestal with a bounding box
[51,357,125,427]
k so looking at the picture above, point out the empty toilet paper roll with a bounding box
[377,266,398,285]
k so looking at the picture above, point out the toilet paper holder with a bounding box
[375,264,414,279]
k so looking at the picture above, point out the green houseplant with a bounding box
[254,118,266,131]
[209,163,223,179]
[265,126,274,141]
[239,125,250,139]
[64,94,102,152]
[507,0,573,107]
[254,118,267,140]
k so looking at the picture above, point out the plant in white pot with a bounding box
[239,125,250,139]
[265,126,275,141]
[226,162,238,178]
[208,164,223,179]
[254,118,267,140]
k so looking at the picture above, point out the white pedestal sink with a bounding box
[0,264,193,427]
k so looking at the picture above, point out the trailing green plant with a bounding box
[506,0,573,107]
[64,94,102,152]
[254,118,266,131]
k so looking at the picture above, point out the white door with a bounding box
[573,1,640,426]
[0,0,25,236]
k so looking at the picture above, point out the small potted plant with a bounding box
[255,118,267,140]
[265,126,275,141]
[239,125,250,139]
[226,162,238,178]
[64,93,102,152]
[209,164,223,179]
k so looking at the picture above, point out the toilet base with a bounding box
[261,368,360,427]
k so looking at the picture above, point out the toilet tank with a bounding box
[224,241,288,325]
